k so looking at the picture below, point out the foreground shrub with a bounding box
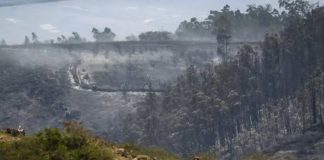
[0,122,114,160]
[121,143,179,160]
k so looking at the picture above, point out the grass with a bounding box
[119,143,180,160]
[0,122,180,160]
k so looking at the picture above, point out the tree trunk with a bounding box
[311,87,317,124]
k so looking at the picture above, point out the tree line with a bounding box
[1,1,296,46]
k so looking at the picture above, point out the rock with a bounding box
[116,148,128,157]
[133,155,151,160]
[6,128,25,137]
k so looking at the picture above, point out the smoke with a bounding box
[0,47,76,69]
[0,41,237,142]
[0,0,67,7]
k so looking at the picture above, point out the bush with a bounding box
[0,124,114,160]
[64,134,87,149]
[36,128,62,151]
[122,144,179,160]
[0,122,179,160]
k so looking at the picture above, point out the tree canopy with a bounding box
[92,27,116,42]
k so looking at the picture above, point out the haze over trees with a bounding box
[176,17,213,41]
[24,36,30,45]
[176,3,283,42]
[0,39,6,46]
[68,32,85,43]
[126,34,138,41]
[31,32,39,44]
[121,0,324,159]
[138,31,173,41]
[92,27,116,42]
[1,0,324,159]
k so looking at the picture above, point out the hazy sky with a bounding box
[0,0,323,44]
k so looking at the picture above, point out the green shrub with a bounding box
[64,134,87,149]
[0,126,114,160]
[122,144,179,160]
[72,146,113,160]
[0,123,178,160]
[36,128,62,151]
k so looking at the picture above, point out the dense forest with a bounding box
[122,0,324,159]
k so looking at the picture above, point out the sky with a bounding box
[0,0,323,44]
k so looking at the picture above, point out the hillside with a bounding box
[2,124,324,160]
[268,125,324,159]
[0,0,323,159]
[244,125,324,160]
[118,4,324,159]
[0,122,179,160]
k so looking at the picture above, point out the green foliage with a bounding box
[37,128,63,151]
[0,122,179,160]
[121,143,180,160]
[0,124,114,160]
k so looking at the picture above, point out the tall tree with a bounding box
[92,27,116,42]
[125,34,138,41]
[175,17,213,41]
[215,5,233,62]
[67,32,85,43]
[31,32,39,44]
[279,0,314,17]
[0,39,6,46]
[261,34,280,99]
[24,36,30,45]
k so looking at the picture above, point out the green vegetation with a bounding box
[0,122,179,160]
[119,144,179,160]
[0,122,114,160]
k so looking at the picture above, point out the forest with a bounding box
[0,0,324,159]
[119,0,324,159]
